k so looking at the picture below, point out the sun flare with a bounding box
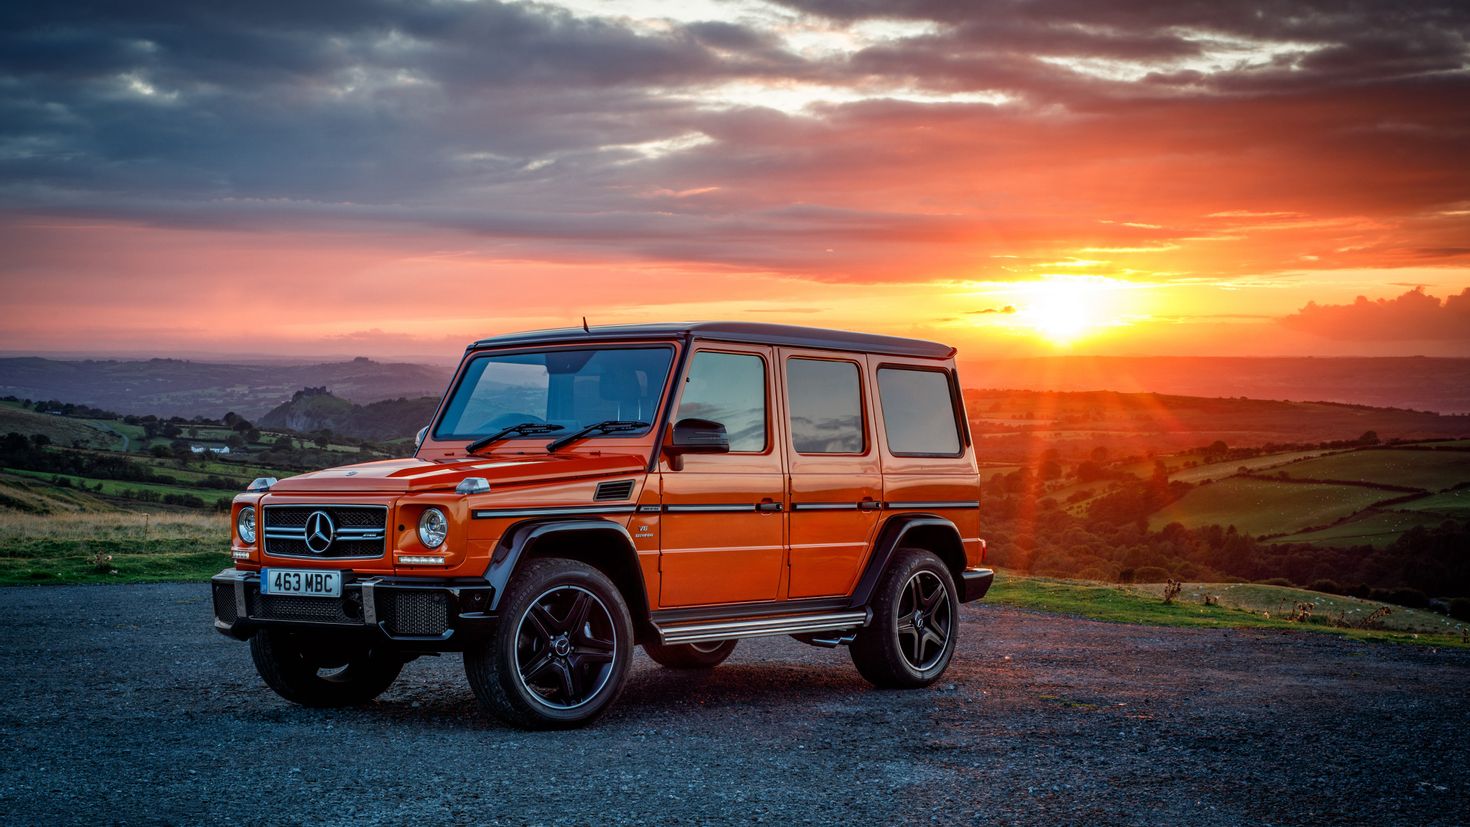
[973,276,1138,346]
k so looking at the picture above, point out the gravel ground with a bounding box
[1,584,1467,826]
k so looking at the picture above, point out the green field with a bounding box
[1168,449,1343,484]
[1150,477,1393,536]
[1395,487,1470,518]
[1270,509,1450,548]
[3,468,233,507]
[1278,449,1470,490]
[987,572,1467,648]
[0,403,119,449]
[0,511,229,585]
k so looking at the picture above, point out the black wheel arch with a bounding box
[850,514,966,609]
[486,518,655,642]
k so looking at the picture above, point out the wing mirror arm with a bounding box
[664,418,730,471]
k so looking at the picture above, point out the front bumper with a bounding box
[210,568,497,652]
[960,568,995,603]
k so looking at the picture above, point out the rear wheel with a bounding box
[464,558,633,729]
[250,630,403,707]
[643,639,738,669]
[850,548,958,688]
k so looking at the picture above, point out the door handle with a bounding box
[756,500,783,512]
[858,499,881,511]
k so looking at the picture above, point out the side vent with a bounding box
[594,479,635,502]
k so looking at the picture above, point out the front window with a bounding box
[434,346,675,441]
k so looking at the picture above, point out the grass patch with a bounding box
[1150,476,1392,536]
[0,511,229,585]
[1168,449,1343,484]
[1278,449,1470,490]
[1396,487,1470,519]
[3,467,233,506]
[1269,509,1452,549]
[986,571,1468,649]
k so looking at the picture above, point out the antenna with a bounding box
[582,316,590,333]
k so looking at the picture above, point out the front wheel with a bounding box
[850,548,958,688]
[644,639,737,669]
[250,630,403,707]
[464,558,633,729]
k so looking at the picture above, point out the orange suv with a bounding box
[212,323,993,728]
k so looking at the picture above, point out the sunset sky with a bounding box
[2,0,1468,362]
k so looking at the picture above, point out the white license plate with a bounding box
[261,568,342,598]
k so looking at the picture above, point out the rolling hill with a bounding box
[0,356,452,419]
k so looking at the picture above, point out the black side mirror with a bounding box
[667,418,729,469]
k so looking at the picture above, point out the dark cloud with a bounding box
[0,0,1467,281]
[1281,287,1470,340]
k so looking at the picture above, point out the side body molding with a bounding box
[849,514,967,609]
[485,518,647,614]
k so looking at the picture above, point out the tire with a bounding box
[850,548,958,689]
[250,630,403,707]
[464,558,633,729]
[643,639,738,669]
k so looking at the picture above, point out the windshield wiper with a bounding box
[545,420,649,453]
[466,422,564,454]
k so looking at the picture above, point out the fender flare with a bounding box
[484,518,647,614]
[849,514,965,608]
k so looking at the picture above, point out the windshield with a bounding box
[433,346,675,442]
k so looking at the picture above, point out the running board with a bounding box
[655,610,869,645]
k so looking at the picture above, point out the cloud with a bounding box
[0,0,1468,291]
[1281,287,1470,340]
[969,306,1017,314]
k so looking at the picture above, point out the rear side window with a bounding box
[877,368,962,456]
[787,358,864,454]
[676,351,767,452]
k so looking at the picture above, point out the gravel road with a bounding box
[1,584,1467,826]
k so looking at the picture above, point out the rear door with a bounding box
[656,344,787,607]
[780,350,883,598]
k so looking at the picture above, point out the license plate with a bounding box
[261,568,342,598]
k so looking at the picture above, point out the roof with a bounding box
[468,322,955,359]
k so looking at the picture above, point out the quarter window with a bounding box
[676,352,767,452]
[876,368,961,456]
[787,358,864,454]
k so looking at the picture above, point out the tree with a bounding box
[29,433,51,449]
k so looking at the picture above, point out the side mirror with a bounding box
[415,425,429,449]
[667,418,729,469]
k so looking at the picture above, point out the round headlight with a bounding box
[236,506,257,544]
[418,507,448,549]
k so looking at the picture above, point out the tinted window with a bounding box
[676,352,767,452]
[787,359,864,454]
[877,368,961,455]
[435,347,673,439]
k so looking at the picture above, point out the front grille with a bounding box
[379,591,450,636]
[263,505,388,559]
[247,592,358,625]
[212,583,238,623]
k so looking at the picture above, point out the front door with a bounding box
[657,345,787,607]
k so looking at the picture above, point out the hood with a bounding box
[267,452,647,494]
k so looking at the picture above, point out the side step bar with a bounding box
[655,610,869,645]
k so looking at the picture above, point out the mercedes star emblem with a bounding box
[304,510,335,554]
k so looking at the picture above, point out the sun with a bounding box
[1012,276,1128,346]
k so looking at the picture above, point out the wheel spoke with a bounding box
[922,629,945,654]
[522,650,556,682]
[573,645,613,665]
[921,581,945,611]
[896,615,916,633]
[553,658,578,701]
[906,577,921,614]
[526,604,557,640]
[564,592,593,635]
[909,626,925,662]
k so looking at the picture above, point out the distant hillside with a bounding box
[258,388,438,441]
[963,356,1470,414]
[966,388,1470,464]
[0,357,452,419]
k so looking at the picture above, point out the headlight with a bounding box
[236,506,257,544]
[418,507,447,549]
